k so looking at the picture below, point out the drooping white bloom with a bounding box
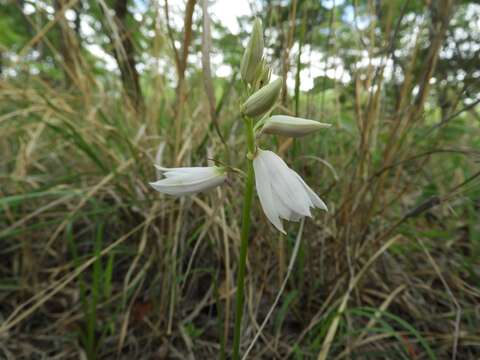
[261,115,331,137]
[150,166,226,196]
[253,149,327,233]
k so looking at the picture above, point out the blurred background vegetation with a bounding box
[1,0,479,358]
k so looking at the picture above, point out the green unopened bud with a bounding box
[252,59,271,90]
[242,77,282,118]
[261,115,331,137]
[240,18,264,84]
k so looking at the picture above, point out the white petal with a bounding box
[290,170,328,211]
[149,175,224,195]
[154,165,213,172]
[253,153,285,233]
[164,170,214,179]
[271,190,292,220]
[150,167,225,196]
[256,152,303,222]
[273,193,303,221]
[154,166,214,178]
[260,150,312,217]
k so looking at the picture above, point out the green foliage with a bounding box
[67,218,118,360]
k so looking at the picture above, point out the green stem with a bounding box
[232,117,255,360]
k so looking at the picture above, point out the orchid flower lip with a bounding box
[252,149,327,233]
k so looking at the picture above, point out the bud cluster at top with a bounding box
[239,18,331,139]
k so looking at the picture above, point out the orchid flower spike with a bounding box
[150,165,226,196]
[253,149,327,233]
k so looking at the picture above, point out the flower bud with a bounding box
[252,59,271,90]
[242,77,282,118]
[261,115,331,137]
[240,18,264,84]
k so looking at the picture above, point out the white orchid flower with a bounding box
[260,115,331,137]
[253,149,327,233]
[150,165,226,196]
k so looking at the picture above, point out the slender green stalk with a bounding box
[232,117,255,360]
